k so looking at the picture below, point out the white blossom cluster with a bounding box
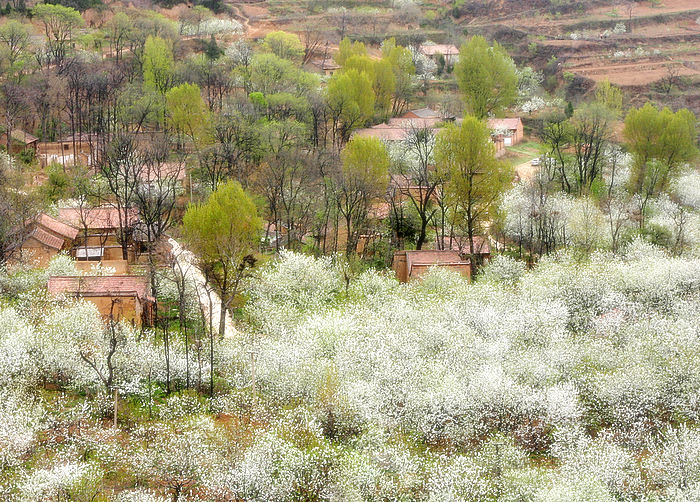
[181,18,243,36]
[2,242,700,498]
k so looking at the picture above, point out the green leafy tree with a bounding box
[570,103,614,194]
[335,37,367,67]
[326,69,375,147]
[541,110,573,192]
[262,31,304,63]
[248,53,318,96]
[344,55,395,118]
[166,83,210,144]
[624,103,698,227]
[142,35,174,96]
[32,3,84,65]
[595,79,623,116]
[337,136,390,255]
[105,11,132,62]
[436,116,512,269]
[454,36,517,119]
[128,11,178,72]
[381,38,415,115]
[0,20,31,81]
[182,180,261,358]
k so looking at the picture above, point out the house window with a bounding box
[75,247,104,261]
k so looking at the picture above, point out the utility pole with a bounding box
[248,350,257,400]
[113,388,118,428]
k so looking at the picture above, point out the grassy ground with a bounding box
[504,140,545,167]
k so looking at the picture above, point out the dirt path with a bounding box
[228,3,251,34]
[515,160,539,182]
[168,237,238,339]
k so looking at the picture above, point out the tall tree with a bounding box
[337,136,389,255]
[541,111,572,193]
[381,38,415,116]
[101,134,143,260]
[624,103,698,227]
[570,103,614,194]
[32,4,84,67]
[436,116,512,269]
[395,126,441,249]
[325,69,374,148]
[0,20,31,82]
[182,180,260,348]
[595,79,623,116]
[0,153,41,264]
[454,36,517,119]
[142,35,174,97]
[105,12,133,63]
[165,83,210,145]
[262,31,304,63]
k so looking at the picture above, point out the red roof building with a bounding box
[419,44,460,65]
[487,117,524,146]
[392,250,471,283]
[58,207,139,230]
[48,275,154,326]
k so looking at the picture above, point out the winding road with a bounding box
[168,237,238,339]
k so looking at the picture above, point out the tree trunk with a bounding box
[219,296,226,338]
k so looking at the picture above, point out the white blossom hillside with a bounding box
[2,244,700,500]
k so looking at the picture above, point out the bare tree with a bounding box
[299,23,326,65]
[79,299,123,394]
[658,63,681,94]
[395,126,442,249]
[100,134,143,260]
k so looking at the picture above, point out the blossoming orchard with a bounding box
[0,1,699,499]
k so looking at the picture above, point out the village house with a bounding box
[0,129,38,156]
[392,249,471,283]
[10,214,80,267]
[47,275,155,327]
[57,207,139,272]
[437,235,491,262]
[312,57,341,76]
[353,113,443,142]
[492,133,506,157]
[419,43,460,66]
[487,117,524,146]
[388,173,441,204]
[37,134,95,168]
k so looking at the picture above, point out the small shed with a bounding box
[392,250,471,283]
[487,118,524,146]
[419,44,460,65]
[48,275,155,327]
[0,129,38,155]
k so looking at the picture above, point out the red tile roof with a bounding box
[6,129,39,144]
[400,108,442,120]
[48,275,151,300]
[38,214,79,240]
[354,117,442,142]
[400,250,469,276]
[487,118,522,131]
[58,207,139,230]
[31,227,65,250]
[419,44,459,56]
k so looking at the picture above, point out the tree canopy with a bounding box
[454,36,518,119]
